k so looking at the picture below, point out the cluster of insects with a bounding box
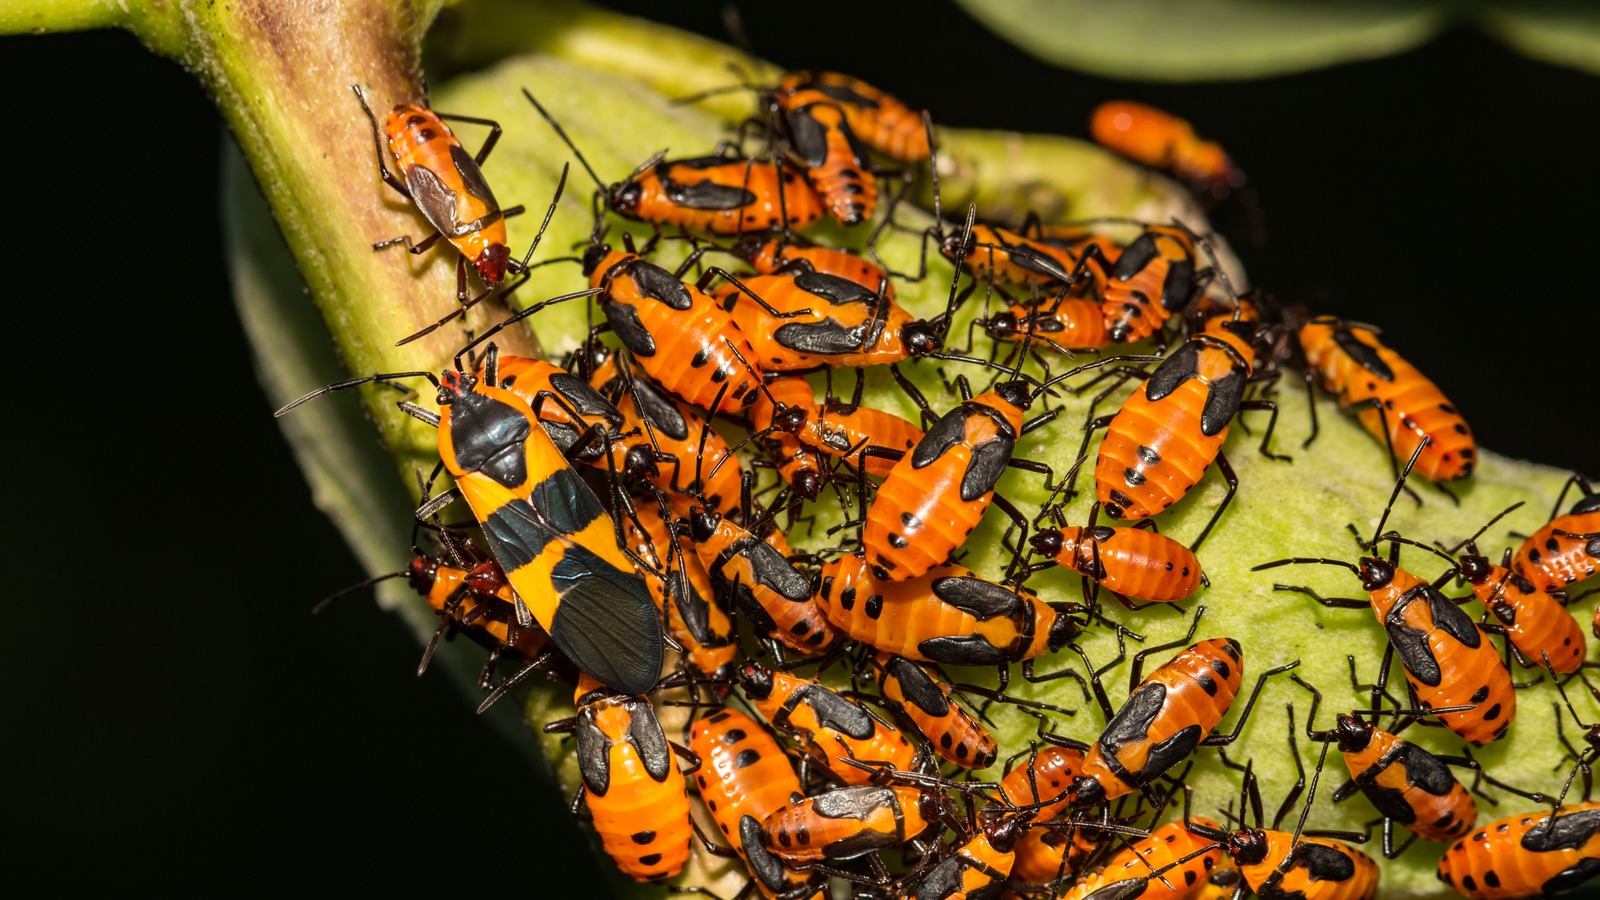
[280,69,1600,899]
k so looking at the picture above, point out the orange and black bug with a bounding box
[549,675,693,881]
[1068,610,1298,808]
[814,549,1081,671]
[1076,280,1285,552]
[940,222,1084,289]
[863,354,1155,582]
[737,660,916,788]
[871,652,997,770]
[1512,474,1599,594]
[1191,866,1243,900]
[996,744,1102,886]
[774,71,931,164]
[729,231,895,298]
[688,505,841,658]
[1424,503,1590,674]
[748,376,924,480]
[1026,488,1205,609]
[1057,816,1225,900]
[584,345,744,515]
[1436,801,1600,900]
[1187,719,1382,900]
[353,86,527,304]
[1291,675,1541,859]
[1090,101,1238,196]
[621,498,736,683]
[1256,443,1518,746]
[687,707,828,900]
[770,82,878,227]
[1072,222,1203,346]
[527,89,824,235]
[980,296,1112,355]
[762,433,830,502]
[759,782,940,866]
[1297,314,1475,485]
[906,814,1025,900]
[276,341,664,694]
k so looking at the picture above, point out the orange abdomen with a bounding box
[1437,802,1600,900]
[1050,525,1203,602]
[1097,379,1225,519]
[1299,320,1475,481]
[1082,817,1225,900]
[761,785,932,863]
[1239,832,1378,900]
[1472,564,1587,674]
[1091,100,1232,185]
[579,699,692,881]
[694,516,840,656]
[385,104,508,280]
[1514,508,1600,592]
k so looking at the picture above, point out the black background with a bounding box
[5,1,1596,892]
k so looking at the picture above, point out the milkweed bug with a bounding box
[1068,609,1298,809]
[775,71,931,164]
[486,352,626,468]
[736,660,916,787]
[687,502,842,658]
[550,675,694,881]
[771,82,878,227]
[1056,817,1225,900]
[276,341,665,695]
[1026,485,1205,610]
[526,88,824,236]
[814,549,1081,671]
[1424,503,1589,674]
[1436,801,1600,899]
[729,231,895,298]
[863,353,1160,582]
[1089,101,1238,197]
[980,296,1111,355]
[1296,314,1475,486]
[1512,474,1599,594]
[353,86,527,304]
[870,653,998,770]
[1255,441,1518,746]
[758,782,940,866]
[748,375,924,480]
[687,706,828,900]
[1071,260,1285,553]
[620,496,736,683]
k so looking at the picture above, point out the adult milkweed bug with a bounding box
[1026,485,1205,610]
[687,501,842,658]
[1436,801,1600,899]
[1512,474,1599,594]
[748,376,924,480]
[687,706,828,900]
[276,341,665,695]
[353,86,529,306]
[814,549,1082,672]
[1067,609,1298,809]
[1255,441,1518,746]
[728,231,895,298]
[620,497,736,683]
[870,652,998,770]
[549,675,694,881]
[1186,723,1382,900]
[1089,101,1238,197]
[1073,265,1285,552]
[527,88,825,236]
[1296,314,1475,487]
[736,660,916,788]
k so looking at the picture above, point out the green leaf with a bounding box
[952,0,1450,80]
[1479,1,1600,76]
